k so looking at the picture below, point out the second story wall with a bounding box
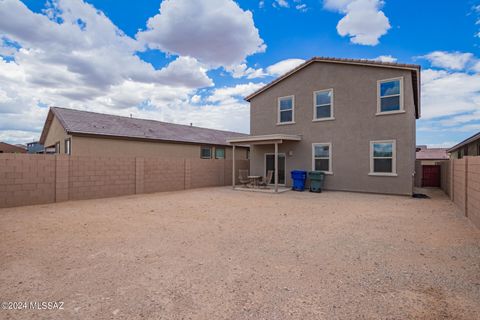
[250,62,416,139]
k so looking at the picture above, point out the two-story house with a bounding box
[228,57,421,195]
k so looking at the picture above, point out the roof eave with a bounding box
[447,132,480,152]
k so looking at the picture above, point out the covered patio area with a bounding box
[227,134,302,193]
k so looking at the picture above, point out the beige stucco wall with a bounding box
[71,136,247,159]
[249,62,417,195]
[450,141,480,159]
[43,116,72,153]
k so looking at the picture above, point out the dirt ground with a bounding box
[1,187,479,320]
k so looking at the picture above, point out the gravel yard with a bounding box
[1,187,479,319]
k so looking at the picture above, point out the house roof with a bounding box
[447,131,480,153]
[245,56,421,119]
[39,107,247,146]
[416,147,449,160]
[0,142,27,153]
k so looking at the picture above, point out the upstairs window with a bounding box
[313,89,334,120]
[200,146,212,159]
[378,78,403,114]
[278,96,294,124]
[370,140,396,175]
[215,147,225,159]
[312,143,332,173]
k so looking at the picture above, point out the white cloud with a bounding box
[426,142,455,148]
[190,95,202,104]
[422,51,475,71]
[421,69,480,119]
[374,55,397,63]
[275,0,290,8]
[266,58,305,76]
[207,82,265,104]
[226,63,268,79]
[226,58,305,79]
[295,4,308,12]
[438,110,480,127]
[0,0,263,144]
[136,0,266,67]
[324,0,391,46]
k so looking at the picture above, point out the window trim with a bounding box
[376,77,404,116]
[64,138,71,155]
[55,141,60,154]
[200,146,212,159]
[215,147,225,159]
[369,140,397,176]
[277,95,295,125]
[313,89,335,121]
[312,142,333,175]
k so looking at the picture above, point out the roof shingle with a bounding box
[45,107,246,146]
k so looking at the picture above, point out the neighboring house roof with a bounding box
[245,56,421,119]
[0,142,27,153]
[416,147,449,160]
[447,131,480,153]
[39,107,247,146]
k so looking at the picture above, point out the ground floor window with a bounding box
[370,140,396,175]
[215,147,225,159]
[201,146,212,159]
[312,143,332,173]
[55,142,60,154]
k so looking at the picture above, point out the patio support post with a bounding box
[232,144,236,189]
[274,142,278,193]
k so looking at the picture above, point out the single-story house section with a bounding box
[228,57,421,195]
[414,145,449,188]
[448,132,480,159]
[0,142,27,154]
[39,107,249,159]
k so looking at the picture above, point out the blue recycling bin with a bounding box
[291,170,307,191]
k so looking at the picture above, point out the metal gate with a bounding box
[422,165,441,187]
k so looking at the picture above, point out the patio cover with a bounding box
[227,134,302,192]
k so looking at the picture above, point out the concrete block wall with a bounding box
[0,154,56,207]
[144,158,185,193]
[190,160,225,188]
[439,160,450,196]
[224,160,250,185]
[452,159,467,215]
[441,157,480,229]
[467,157,480,228]
[0,154,249,208]
[68,156,136,201]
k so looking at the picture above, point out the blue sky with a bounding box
[0,0,479,147]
